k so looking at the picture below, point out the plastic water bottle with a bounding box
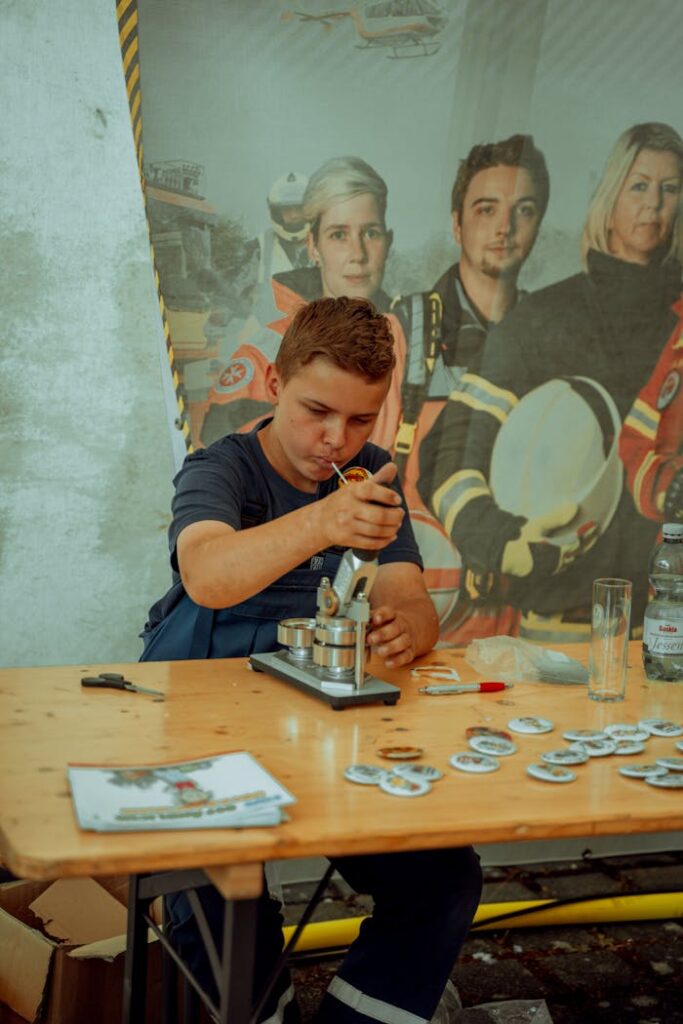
[642,522,683,681]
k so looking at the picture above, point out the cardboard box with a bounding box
[0,877,160,1024]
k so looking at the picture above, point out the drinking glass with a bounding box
[588,578,632,702]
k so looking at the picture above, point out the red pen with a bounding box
[417,682,512,695]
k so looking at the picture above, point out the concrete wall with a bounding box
[0,0,178,667]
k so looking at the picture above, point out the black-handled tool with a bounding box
[81,673,165,700]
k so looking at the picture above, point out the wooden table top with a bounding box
[1,643,682,882]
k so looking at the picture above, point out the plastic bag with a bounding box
[464,636,588,685]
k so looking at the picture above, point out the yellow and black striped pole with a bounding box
[115,0,191,449]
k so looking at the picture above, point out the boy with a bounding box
[141,297,481,1024]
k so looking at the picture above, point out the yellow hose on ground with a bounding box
[282,893,683,953]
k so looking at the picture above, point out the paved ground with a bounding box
[282,850,683,1024]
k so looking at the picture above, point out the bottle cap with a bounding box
[661,523,683,540]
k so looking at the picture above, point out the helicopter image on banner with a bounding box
[283,0,448,59]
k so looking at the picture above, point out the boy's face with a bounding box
[262,357,390,493]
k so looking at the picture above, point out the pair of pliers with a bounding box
[81,672,165,701]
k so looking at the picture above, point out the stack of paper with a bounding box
[68,751,295,832]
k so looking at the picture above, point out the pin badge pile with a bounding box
[344,748,443,798]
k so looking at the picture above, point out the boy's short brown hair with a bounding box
[275,296,395,384]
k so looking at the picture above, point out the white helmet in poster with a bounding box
[267,172,309,242]
[489,377,623,548]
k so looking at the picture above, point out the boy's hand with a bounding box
[318,461,405,551]
[366,605,416,668]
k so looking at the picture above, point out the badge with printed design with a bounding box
[378,746,424,761]
[508,716,554,735]
[379,773,431,797]
[344,765,388,785]
[393,763,443,782]
[618,764,669,779]
[527,763,576,783]
[655,757,683,772]
[449,752,500,774]
[466,726,513,742]
[214,357,254,394]
[569,738,616,757]
[612,740,646,756]
[541,748,588,766]
[468,735,517,757]
[563,728,606,742]
[639,719,683,737]
[603,724,650,743]
[338,466,371,487]
[646,773,683,789]
[656,369,680,410]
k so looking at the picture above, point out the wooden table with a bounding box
[1,643,682,1022]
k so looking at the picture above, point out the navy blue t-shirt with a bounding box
[145,419,422,633]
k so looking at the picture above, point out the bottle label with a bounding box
[643,617,683,655]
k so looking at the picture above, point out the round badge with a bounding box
[541,748,589,766]
[603,724,650,743]
[646,774,683,789]
[527,763,576,783]
[449,752,500,774]
[344,765,388,785]
[656,369,680,410]
[569,738,616,757]
[655,757,683,772]
[639,719,683,738]
[379,773,431,797]
[466,726,513,742]
[676,740,683,753]
[562,728,606,742]
[214,357,254,395]
[393,763,443,782]
[618,764,669,779]
[612,740,646,756]
[377,746,424,761]
[508,716,554,735]
[468,735,517,757]
[341,466,372,486]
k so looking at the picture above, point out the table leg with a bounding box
[215,896,258,1024]
[123,874,150,1024]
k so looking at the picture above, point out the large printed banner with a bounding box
[133,0,683,643]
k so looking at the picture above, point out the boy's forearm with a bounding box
[181,503,326,608]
